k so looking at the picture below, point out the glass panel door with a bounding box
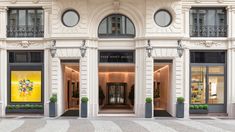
[108,83,126,105]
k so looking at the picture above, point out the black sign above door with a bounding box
[99,51,135,63]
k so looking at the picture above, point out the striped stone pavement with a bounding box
[0,117,234,132]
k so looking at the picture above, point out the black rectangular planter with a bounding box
[49,102,57,117]
[176,103,184,118]
[81,102,87,118]
[6,108,43,114]
[190,109,208,114]
[145,103,152,118]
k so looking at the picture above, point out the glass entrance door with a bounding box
[107,83,126,105]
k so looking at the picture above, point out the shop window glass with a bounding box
[191,66,206,104]
[11,71,42,102]
[208,76,224,104]
[208,66,224,74]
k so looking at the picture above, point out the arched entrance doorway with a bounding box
[97,14,136,115]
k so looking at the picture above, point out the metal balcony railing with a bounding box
[7,25,44,38]
[190,25,227,37]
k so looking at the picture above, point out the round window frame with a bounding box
[154,9,173,27]
[61,9,80,27]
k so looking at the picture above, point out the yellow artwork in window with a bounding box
[11,71,42,102]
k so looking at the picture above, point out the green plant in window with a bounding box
[203,105,208,110]
[190,105,195,109]
[194,105,199,109]
[198,105,203,109]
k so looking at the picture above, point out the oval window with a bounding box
[62,10,80,27]
[154,10,172,27]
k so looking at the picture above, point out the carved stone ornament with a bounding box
[197,41,220,47]
[217,0,224,3]
[33,0,40,4]
[113,0,120,12]
[18,41,35,48]
[10,0,17,4]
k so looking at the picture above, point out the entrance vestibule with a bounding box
[62,63,80,116]
[154,61,173,117]
[98,64,135,114]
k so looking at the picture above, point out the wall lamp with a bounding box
[146,40,153,58]
[80,40,87,58]
[50,40,57,58]
[177,40,184,58]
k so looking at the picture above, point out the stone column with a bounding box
[135,40,150,118]
[86,40,98,117]
[182,5,191,38]
[0,44,7,116]
[183,44,190,118]
[0,6,7,39]
[43,6,52,38]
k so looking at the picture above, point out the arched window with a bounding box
[98,14,135,38]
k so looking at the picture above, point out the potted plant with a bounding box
[176,97,184,118]
[49,94,57,117]
[190,104,208,114]
[81,97,88,118]
[99,86,105,105]
[128,85,134,105]
[145,97,152,118]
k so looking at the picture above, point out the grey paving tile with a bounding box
[113,120,149,132]
[155,120,201,132]
[134,120,177,132]
[90,120,123,132]
[36,120,70,132]
[174,120,230,132]
[13,119,46,132]
[0,119,24,132]
[197,120,235,132]
[67,119,95,132]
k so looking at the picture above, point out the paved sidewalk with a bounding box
[0,117,234,132]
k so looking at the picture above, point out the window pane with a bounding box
[207,10,216,26]
[19,10,26,25]
[107,17,112,34]
[208,66,224,74]
[98,18,107,34]
[9,10,17,26]
[120,16,125,34]
[126,18,134,35]
[208,76,224,104]
[30,52,43,63]
[28,10,35,26]
[36,10,44,26]
[191,66,206,104]
[15,52,28,62]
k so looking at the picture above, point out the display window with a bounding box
[11,71,42,102]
